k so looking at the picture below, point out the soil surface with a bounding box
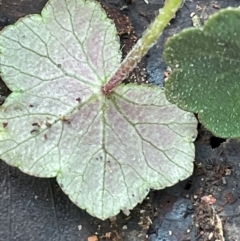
[0,0,240,241]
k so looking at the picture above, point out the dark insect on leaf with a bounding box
[30,129,39,134]
[60,115,71,124]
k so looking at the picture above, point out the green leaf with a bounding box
[0,0,197,219]
[164,8,240,138]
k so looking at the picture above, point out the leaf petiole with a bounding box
[102,0,184,95]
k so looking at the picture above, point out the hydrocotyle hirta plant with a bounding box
[0,0,197,220]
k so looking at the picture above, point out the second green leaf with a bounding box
[164,8,240,138]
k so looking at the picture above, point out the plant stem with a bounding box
[102,0,184,95]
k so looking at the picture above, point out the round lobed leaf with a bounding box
[0,0,197,219]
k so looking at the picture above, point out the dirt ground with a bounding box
[0,0,240,240]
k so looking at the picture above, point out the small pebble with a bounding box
[122,225,127,230]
